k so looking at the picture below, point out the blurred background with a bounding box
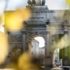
[0,0,70,70]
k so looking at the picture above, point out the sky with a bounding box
[46,0,69,10]
[0,0,28,13]
[0,0,70,13]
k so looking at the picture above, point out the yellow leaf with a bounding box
[66,0,70,5]
[0,32,9,64]
[4,8,31,32]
